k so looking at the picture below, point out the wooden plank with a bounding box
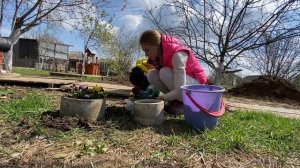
[0,74,132,97]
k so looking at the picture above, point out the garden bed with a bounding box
[0,86,299,167]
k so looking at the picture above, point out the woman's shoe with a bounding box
[164,100,184,115]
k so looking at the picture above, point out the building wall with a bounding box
[13,57,37,68]
[12,39,39,59]
[39,43,69,60]
[13,39,39,67]
[68,59,77,72]
[12,38,70,70]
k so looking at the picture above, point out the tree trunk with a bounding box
[214,64,224,85]
[3,31,21,72]
[82,52,87,75]
[3,50,12,72]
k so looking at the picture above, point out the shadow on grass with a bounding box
[154,117,199,136]
[105,106,200,135]
[39,106,200,135]
[104,106,137,131]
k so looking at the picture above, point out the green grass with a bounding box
[12,67,50,76]
[79,76,102,82]
[221,84,233,90]
[191,111,300,156]
[0,88,15,96]
[0,90,53,122]
[0,88,299,165]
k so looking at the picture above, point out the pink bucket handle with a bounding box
[185,91,225,117]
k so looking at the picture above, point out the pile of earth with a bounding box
[227,75,300,103]
[40,106,132,132]
[40,111,96,131]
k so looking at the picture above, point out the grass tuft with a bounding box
[0,90,53,122]
[190,111,300,157]
[12,67,50,76]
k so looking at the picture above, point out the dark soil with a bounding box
[228,75,300,103]
[40,106,133,132]
[40,111,96,131]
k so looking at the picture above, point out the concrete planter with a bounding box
[134,99,164,126]
[60,96,106,122]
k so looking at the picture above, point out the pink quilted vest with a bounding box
[161,34,207,84]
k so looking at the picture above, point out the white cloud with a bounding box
[110,0,167,32]
[144,0,165,8]
[130,0,164,9]
[120,14,143,31]
[50,0,98,31]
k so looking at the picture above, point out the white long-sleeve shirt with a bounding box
[161,51,188,101]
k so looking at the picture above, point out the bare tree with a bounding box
[75,13,140,79]
[72,0,128,50]
[144,0,300,84]
[78,17,115,51]
[72,0,128,75]
[0,0,109,72]
[75,16,115,75]
[246,35,300,81]
[103,29,140,80]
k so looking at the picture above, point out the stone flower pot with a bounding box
[60,96,106,122]
[134,99,164,126]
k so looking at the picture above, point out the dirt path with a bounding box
[224,96,300,119]
[0,74,299,119]
[226,101,300,119]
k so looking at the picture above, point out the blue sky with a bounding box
[0,0,247,76]
[57,1,155,53]
[0,1,154,52]
[0,0,261,76]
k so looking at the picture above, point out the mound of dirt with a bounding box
[41,111,95,131]
[40,106,131,132]
[228,75,300,102]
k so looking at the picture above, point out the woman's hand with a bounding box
[156,95,164,100]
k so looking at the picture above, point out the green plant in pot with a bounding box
[68,84,106,99]
[60,84,107,122]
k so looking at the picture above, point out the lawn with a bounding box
[0,86,299,167]
[12,67,50,77]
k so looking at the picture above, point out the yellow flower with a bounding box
[93,84,104,92]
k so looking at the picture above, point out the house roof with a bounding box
[38,38,72,46]
[243,75,261,81]
[13,37,71,46]
[224,73,243,79]
[85,48,97,56]
[68,51,82,60]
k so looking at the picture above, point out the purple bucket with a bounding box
[181,84,225,131]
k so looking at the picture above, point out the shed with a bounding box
[12,38,72,72]
[68,51,82,72]
[13,38,39,67]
